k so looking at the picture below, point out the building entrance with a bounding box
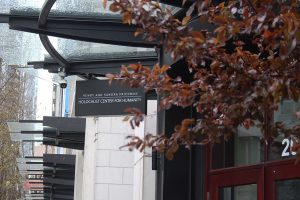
[208,100,300,200]
[210,159,300,200]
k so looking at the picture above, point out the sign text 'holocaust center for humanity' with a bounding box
[75,80,145,116]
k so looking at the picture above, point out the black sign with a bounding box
[75,80,145,116]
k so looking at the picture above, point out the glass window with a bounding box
[274,100,300,126]
[212,125,263,169]
[268,100,300,161]
[219,184,257,200]
[212,99,300,169]
[276,179,300,200]
[234,126,263,166]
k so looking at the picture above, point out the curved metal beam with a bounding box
[39,34,69,68]
[38,0,56,28]
[38,0,69,68]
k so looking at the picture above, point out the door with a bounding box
[210,159,300,200]
[265,160,300,200]
[210,165,264,200]
[209,99,300,200]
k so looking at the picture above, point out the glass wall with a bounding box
[219,184,257,200]
[212,99,300,169]
[212,125,263,169]
[276,179,300,200]
[268,100,300,161]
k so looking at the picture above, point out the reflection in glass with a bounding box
[55,0,116,14]
[0,1,43,13]
[269,100,300,161]
[54,36,153,59]
[22,141,33,157]
[0,24,44,65]
[274,100,300,128]
[235,126,262,166]
[219,184,257,200]
[212,125,263,169]
[276,179,300,200]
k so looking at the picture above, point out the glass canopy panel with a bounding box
[0,16,56,120]
[1,1,155,65]
[7,122,43,133]
[0,24,45,66]
[22,141,34,157]
[19,171,29,176]
[17,158,43,163]
[17,163,43,171]
[54,0,119,16]
[0,0,117,15]
[49,36,154,60]
[0,0,43,13]
[10,133,43,141]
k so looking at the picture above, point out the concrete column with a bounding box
[82,117,98,200]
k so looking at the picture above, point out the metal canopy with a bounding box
[18,163,44,171]
[20,154,76,200]
[8,117,86,150]
[28,51,158,77]
[43,154,76,166]
[7,121,43,133]
[0,0,159,81]
[43,139,84,150]
[0,0,161,83]
[10,133,43,141]
[42,154,75,200]
[0,10,157,48]
[17,157,43,163]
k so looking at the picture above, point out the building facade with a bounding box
[2,0,300,200]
